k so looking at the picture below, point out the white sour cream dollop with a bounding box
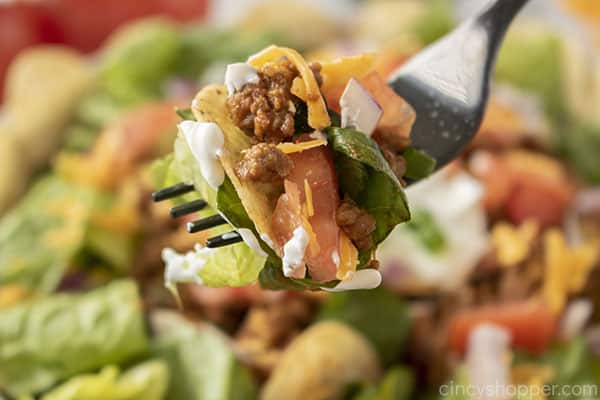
[466,324,512,400]
[323,269,382,292]
[224,63,259,96]
[282,227,309,278]
[162,245,216,292]
[179,121,225,189]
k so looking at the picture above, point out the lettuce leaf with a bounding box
[151,311,257,400]
[354,367,415,400]
[0,176,95,294]
[155,143,267,288]
[327,127,411,246]
[0,280,149,396]
[39,361,168,400]
[100,18,182,105]
[318,288,411,365]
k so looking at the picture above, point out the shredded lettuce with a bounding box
[38,361,168,400]
[0,280,149,397]
[151,312,257,400]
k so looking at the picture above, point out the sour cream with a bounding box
[323,269,382,292]
[162,245,216,292]
[179,121,225,189]
[225,63,259,96]
[238,228,268,258]
[282,227,309,278]
[466,324,511,400]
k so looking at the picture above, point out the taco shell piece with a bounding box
[191,85,280,246]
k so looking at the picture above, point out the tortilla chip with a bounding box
[191,85,280,244]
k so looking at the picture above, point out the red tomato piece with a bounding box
[447,301,558,355]
[271,139,340,282]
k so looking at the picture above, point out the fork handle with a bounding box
[477,0,530,52]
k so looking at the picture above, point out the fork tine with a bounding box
[170,199,208,218]
[206,231,243,248]
[187,214,227,233]
[152,182,195,202]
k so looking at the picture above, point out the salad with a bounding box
[156,44,436,293]
[1,0,600,399]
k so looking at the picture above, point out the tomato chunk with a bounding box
[447,301,557,355]
[271,139,340,282]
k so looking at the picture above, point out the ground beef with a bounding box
[227,60,297,143]
[336,199,377,251]
[236,143,293,183]
[227,59,323,143]
[379,142,407,182]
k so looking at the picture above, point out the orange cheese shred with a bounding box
[336,232,359,280]
[276,139,327,154]
[248,45,331,130]
[303,179,315,217]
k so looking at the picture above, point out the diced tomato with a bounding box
[359,71,415,148]
[447,301,558,355]
[506,177,573,228]
[272,180,304,248]
[42,0,207,52]
[469,150,574,227]
[271,139,340,282]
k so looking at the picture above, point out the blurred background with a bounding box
[0,0,600,399]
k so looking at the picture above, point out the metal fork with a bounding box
[152,0,528,245]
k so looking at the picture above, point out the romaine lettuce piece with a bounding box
[151,311,257,400]
[0,176,95,294]
[0,280,149,396]
[39,360,168,400]
[100,18,182,105]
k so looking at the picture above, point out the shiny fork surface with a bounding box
[388,0,529,173]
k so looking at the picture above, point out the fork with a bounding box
[152,0,529,247]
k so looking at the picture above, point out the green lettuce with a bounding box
[0,176,94,294]
[100,18,182,105]
[318,288,411,365]
[0,280,149,396]
[39,361,168,400]
[495,26,566,123]
[563,123,600,184]
[154,141,267,288]
[152,312,257,400]
[411,0,454,46]
[327,127,411,246]
[0,175,137,295]
[354,367,415,400]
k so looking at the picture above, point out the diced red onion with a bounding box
[340,78,383,136]
[560,299,593,340]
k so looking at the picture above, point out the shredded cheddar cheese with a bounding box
[511,363,554,400]
[248,45,331,129]
[542,229,597,313]
[336,232,359,280]
[277,139,327,154]
[304,179,314,217]
[492,220,539,268]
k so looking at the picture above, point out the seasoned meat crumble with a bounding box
[336,199,377,251]
[227,59,322,143]
[236,143,293,183]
